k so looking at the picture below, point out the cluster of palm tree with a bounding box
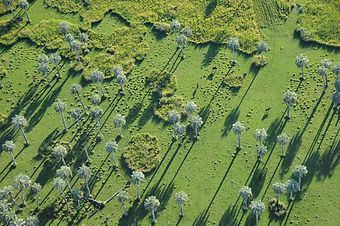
[37,52,61,86]
[170,20,192,58]
[0,174,41,225]
[2,0,30,22]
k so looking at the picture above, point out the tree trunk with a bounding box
[324,75,328,89]
[25,11,30,23]
[301,66,304,79]
[61,111,68,131]
[261,53,264,64]
[10,5,15,18]
[10,152,16,166]
[180,47,184,58]
[255,212,259,226]
[151,209,156,223]
[194,127,198,138]
[20,128,29,145]
[281,145,285,156]
[85,179,91,197]
[84,146,90,161]
[243,198,247,209]
[180,205,184,216]
[96,119,101,133]
[77,93,87,112]
[77,199,81,210]
[36,195,39,208]
[237,133,241,149]
[287,104,291,118]
[298,177,301,191]
[122,203,127,216]
[62,157,66,166]
[99,84,105,96]
[21,190,25,205]
[67,180,72,193]
[119,127,123,136]
[112,152,117,167]
[136,184,140,200]
[290,191,293,200]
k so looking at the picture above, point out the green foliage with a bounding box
[253,55,269,67]
[223,74,245,90]
[154,95,185,121]
[0,66,6,79]
[0,0,19,14]
[0,19,27,45]
[145,69,177,97]
[123,133,160,173]
[296,0,340,47]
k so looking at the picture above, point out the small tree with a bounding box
[168,110,180,125]
[65,34,74,45]
[131,171,145,200]
[181,27,192,38]
[293,165,308,190]
[56,166,73,192]
[173,122,186,141]
[295,54,309,80]
[116,74,127,94]
[19,0,30,23]
[77,164,92,197]
[277,133,289,156]
[105,140,118,167]
[232,121,245,150]
[117,190,129,216]
[72,189,84,210]
[256,144,267,161]
[333,63,340,79]
[37,62,50,86]
[70,83,86,112]
[254,128,267,145]
[12,115,29,145]
[59,22,69,37]
[52,144,68,166]
[13,174,31,205]
[49,52,61,68]
[250,200,265,226]
[283,90,297,119]
[0,186,17,207]
[285,179,299,200]
[272,182,285,203]
[90,93,101,106]
[31,183,42,208]
[2,140,16,166]
[170,20,181,33]
[144,196,160,223]
[227,37,240,63]
[239,186,252,209]
[175,191,188,217]
[321,59,332,69]
[184,101,197,120]
[113,114,126,136]
[90,106,103,133]
[3,0,15,17]
[53,177,66,195]
[317,65,328,90]
[54,100,68,131]
[91,69,105,96]
[256,41,268,64]
[190,115,203,138]
[70,40,82,62]
[70,108,82,128]
[113,65,123,78]
[24,216,39,226]
[176,34,188,58]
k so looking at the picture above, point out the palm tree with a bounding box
[232,121,245,150]
[105,140,118,167]
[56,166,73,192]
[31,183,42,208]
[170,20,181,33]
[168,110,180,125]
[333,63,340,79]
[2,140,16,166]
[77,164,92,197]
[181,27,192,38]
[113,114,126,136]
[250,200,265,226]
[0,186,17,207]
[295,54,309,80]
[90,106,103,132]
[38,54,49,64]
[144,196,160,223]
[37,62,50,85]
[70,108,82,127]
[11,115,29,145]
[13,174,31,205]
[79,33,89,44]
[70,40,82,62]
[239,186,252,209]
[53,177,66,195]
[272,182,285,203]
[283,90,297,119]
[65,33,74,45]
[285,179,299,200]
[321,59,332,69]
[24,216,39,226]
[52,144,68,166]
[227,37,240,63]
[18,0,30,23]
[113,65,123,78]
[277,133,289,156]
[116,74,127,94]
[256,144,267,161]
[317,65,328,90]
[70,83,86,112]
[175,191,188,217]
[131,171,145,200]
[3,0,15,17]
[184,101,197,120]
[59,22,69,36]
[254,128,267,145]
[173,122,186,141]
[256,41,268,63]
[90,93,101,106]
[190,115,203,138]
[293,165,308,190]
[71,189,83,210]
[176,34,188,58]
[91,69,105,96]
[117,190,129,216]
[54,100,68,131]
[49,52,61,68]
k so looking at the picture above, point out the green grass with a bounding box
[0,1,339,226]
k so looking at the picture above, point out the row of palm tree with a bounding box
[2,0,30,22]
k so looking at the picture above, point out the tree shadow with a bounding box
[280,131,302,177]
[221,107,240,137]
[205,0,218,17]
[218,205,238,226]
[316,137,340,180]
[193,209,209,226]
[248,165,267,198]
[202,42,221,66]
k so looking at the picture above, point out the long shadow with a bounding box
[237,65,260,108]
[280,131,302,177]
[248,166,267,198]
[160,49,179,72]
[261,157,283,200]
[205,0,218,17]
[193,209,209,226]
[218,205,238,226]
[221,107,240,137]
[202,43,221,66]
[93,166,116,199]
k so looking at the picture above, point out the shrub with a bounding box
[253,55,269,67]
[155,95,185,121]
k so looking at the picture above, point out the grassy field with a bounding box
[0,0,339,225]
